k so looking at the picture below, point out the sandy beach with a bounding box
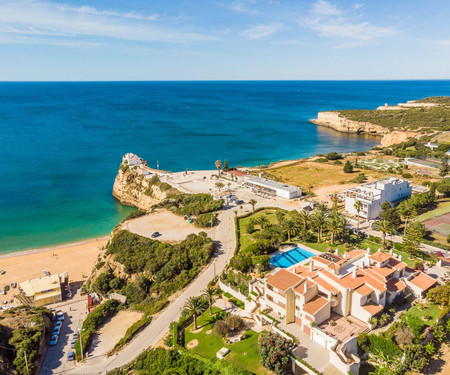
[0,237,108,291]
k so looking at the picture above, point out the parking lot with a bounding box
[40,297,88,375]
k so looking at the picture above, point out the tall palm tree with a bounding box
[257,216,270,229]
[377,220,391,250]
[298,210,311,231]
[215,160,222,176]
[283,219,297,242]
[354,200,363,237]
[339,216,348,242]
[183,296,208,330]
[249,199,257,214]
[327,216,340,244]
[313,210,327,242]
[202,286,219,315]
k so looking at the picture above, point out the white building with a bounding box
[245,176,302,199]
[344,178,412,220]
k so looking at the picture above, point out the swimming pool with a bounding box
[270,247,316,268]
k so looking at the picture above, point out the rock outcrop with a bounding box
[380,130,419,147]
[112,154,178,211]
[311,111,389,135]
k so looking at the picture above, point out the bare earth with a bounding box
[89,310,143,357]
[124,209,203,242]
[0,237,107,289]
[186,339,198,349]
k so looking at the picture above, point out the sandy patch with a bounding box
[89,310,143,356]
[313,183,357,202]
[206,329,212,334]
[191,327,203,334]
[0,237,107,289]
[124,209,202,242]
[186,339,198,349]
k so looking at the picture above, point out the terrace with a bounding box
[317,314,368,343]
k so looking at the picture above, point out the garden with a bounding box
[183,307,271,375]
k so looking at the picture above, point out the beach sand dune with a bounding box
[0,237,108,293]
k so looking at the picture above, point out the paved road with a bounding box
[60,208,236,374]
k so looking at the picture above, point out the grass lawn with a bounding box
[402,304,442,327]
[184,308,271,375]
[238,209,284,252]
[417,199,450,222]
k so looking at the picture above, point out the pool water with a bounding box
[270,247,316,268]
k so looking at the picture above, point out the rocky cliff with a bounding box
[311,111,418,146]
[112,154,178,211]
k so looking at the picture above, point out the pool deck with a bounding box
[270,244,322,269]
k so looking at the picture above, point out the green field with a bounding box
[184,308,270,375]
[417,200,450,222]
[402,304,442,327]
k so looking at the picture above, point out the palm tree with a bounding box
[377,220,391,249]
[354,200,363,237]
[183,296,208,330]
[257,216,270,229]
[202,286,219,315]
[339,216,348,242]
[215,160,222,176]
[313,210,327,242]
[327,216,340,244]
[249,199,257,214]
[298,210,311,231]
[283,219,297,242]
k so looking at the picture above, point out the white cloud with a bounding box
[242,22,282,39]
[312,0,342,16]
[305,0,398,47]
[0,0,215,45]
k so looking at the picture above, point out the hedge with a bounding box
[109,314,153,355]
[292,355,321,375]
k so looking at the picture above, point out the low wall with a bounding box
[291,356,321,375]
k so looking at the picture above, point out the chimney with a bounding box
[309,261,314,271]
[335,248,339,256]
[353,269,357,278]
[378,248,381,253]
[366,247,371,254]
[399,255,402,262]
[259,173,262,178]
[344,252,348,259]
[304,281,308,291]
[389,249,393,255]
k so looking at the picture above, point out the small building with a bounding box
[245,176,302,199]
[19,272,68,307]
[344,178,412,220]
[425,142,439,151]
[224,170,249,182]
[109,292,127,304]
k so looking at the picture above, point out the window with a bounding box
[267,295,274,302]
[267,284,274,291]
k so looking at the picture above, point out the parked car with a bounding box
[70,338,77,348]
[56,311,64,321]
[72,332,78,339]
[0,290,5,295]
[52,326,60,335]
[55,320,62,328]
[2,300,7,304]
[235,200,244,204]
[11,282,16,288]
[0,270,5,275]
[67,351,75,361]
[151,232,161,238]
[4,285,10,292]
[42,270,50,276]
[50,335,58,346]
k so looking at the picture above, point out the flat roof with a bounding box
[19,273,66,297]
[246,177,301,192]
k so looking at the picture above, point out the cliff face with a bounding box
[380,130,419,147]
[311,111,389,135]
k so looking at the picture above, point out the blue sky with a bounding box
[0,0,449,80]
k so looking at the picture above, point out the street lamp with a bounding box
[78,328,85,361]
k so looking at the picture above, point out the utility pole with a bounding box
[24,350,29,375]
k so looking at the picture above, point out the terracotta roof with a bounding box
[266,269,303,292]
[303,295,329,316]
[362,302,383,316]
[228,170,248,176]
[345,249,366,259]
[407,272,437,291]
[360,268,386,283]
[388,258,407,270]
[370,266,396,279]
[386,278,406,293]
[294,279,316,295]
[313,277,340,294]
[295,265,319,278]
[354,284,374,297]
[369,251,392,263]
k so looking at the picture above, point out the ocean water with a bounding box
[1,80,450,253]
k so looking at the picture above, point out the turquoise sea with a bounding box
[1,81,450,253]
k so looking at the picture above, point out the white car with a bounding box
[0,270,5,275]
[0,290,4,295]
[43,270,50,276]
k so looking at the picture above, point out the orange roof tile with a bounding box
[294,279,316,295]
[295,265,319,278]
[354,284,374,296]
[313,277,340,294]
[266,269,303,292]
[303,295,329,316]
[388,258,407,270]
[369,251,392,263]
[362,302,383,316]
[386,278,406,293]
[346,249,366,259]
[370,266,396,279]
[407,272,437,291]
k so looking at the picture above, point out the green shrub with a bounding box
[194,212,217,228]
[315,158,328,163]
[122,210,147,221]
[95,261,105,270]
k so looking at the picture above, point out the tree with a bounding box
[339,216,348,241]
[202,286,219,315]
[440,155,449,178]
[402,220,426,257]
[437,183,450,197]
[223,160,229,172]
[379,200,401,233]
[258,332,292,375]
[343,160,354,173]
[215,160,222,176]
[283,219,297,242]
[404,344,429,372]
[215,182,224,192]
[257,216,270,229]
[354,200,363,236]
[327,216,340,244]
[429,182,436,202]
[298,210,311,230]
[183,296,207,330]
[427,283,450,308]
[313,210,327,242]
[249,199,257,214]
[376,220,391,249]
